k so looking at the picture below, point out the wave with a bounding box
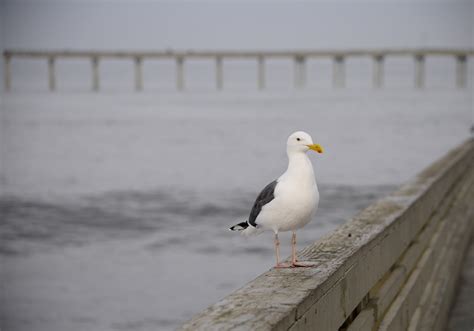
[0,184,395,256]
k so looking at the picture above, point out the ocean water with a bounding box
[1,61,473,331]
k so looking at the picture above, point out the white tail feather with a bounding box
[241,225,264,237]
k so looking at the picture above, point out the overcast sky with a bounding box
[1,0,473,51]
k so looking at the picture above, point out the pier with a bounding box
[180,139,474,331]
[3,48,473,92]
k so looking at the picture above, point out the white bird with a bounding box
[230,131,324,268]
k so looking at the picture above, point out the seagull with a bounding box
[230,131,323,268]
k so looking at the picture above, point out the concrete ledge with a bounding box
[179,139,474,331]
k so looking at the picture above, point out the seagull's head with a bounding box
[287,131,324,155]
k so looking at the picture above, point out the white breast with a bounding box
[256,153,319,233]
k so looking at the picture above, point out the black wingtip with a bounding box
[229,221,249,231]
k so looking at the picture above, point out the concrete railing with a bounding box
[3,48,473,92]
[180,138,474,331]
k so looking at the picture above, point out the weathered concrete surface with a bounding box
[179,139,474,331]
[447,240,474,331]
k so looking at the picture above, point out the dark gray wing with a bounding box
[248,180,277,227]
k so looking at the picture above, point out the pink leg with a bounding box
[291,232,317,268]
[274,233,291,268]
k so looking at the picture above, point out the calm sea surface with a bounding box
[1,82,472,330]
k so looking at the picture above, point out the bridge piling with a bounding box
[415,54,425,89]
[134,56,143,91]
[373,55,384,88]
[4,54,11,91]
[333,55,345,88]
[91,56,100,92]
[47,56,56,91]
[176,56,185,91]
[456,55,467,88]
[257,55,265,90]
[215,56,223,90]
[294,55,306,89]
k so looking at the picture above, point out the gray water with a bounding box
[1,86,472,330]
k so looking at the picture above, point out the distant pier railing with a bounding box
[3,49,473,92]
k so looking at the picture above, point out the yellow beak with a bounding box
[307,144,324,153]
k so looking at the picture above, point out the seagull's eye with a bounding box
[296,138,301,141]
